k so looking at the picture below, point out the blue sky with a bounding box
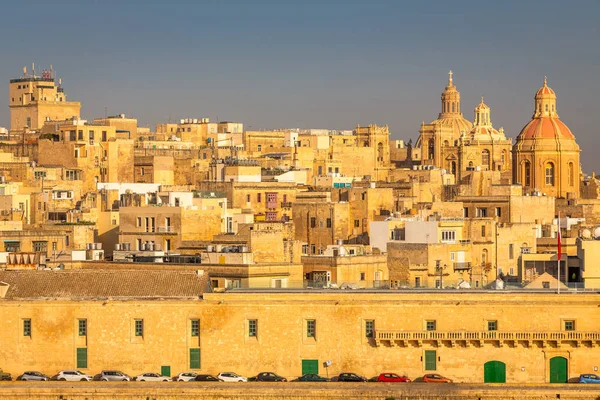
[1,0,599,170]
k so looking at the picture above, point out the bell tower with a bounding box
[440,71,462,117]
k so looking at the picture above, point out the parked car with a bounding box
[174,372,198,382]
[0,369,12,381]
[217,372,247,382]
[579,374,600,384]
[376,373,411,382]
[98,370,131,381]
[422,373,453,383]
[251,372,287,382]
[337,372,367,382]
[294,373,330,382]
[17,371,49,381]
[194,374,222,382]
[134,372,171,382]
[52,370,93,382]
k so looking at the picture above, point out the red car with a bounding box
[422,373,452,383]
[377,373,411,382]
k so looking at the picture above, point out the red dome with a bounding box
[536,85,555,96]
[517,117,574,140]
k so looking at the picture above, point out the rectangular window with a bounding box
[32,241,48,252]
[365,320,375,338]
[354,219,360,228]
[191,319,200,337]
[310,217,316,228]
[257,193,261,203]
[102,131,107,141]
[415,277,421,288]
[450,252,455,261]
[476,207,488,217]
[441,230,456,242]
[326,218,332,228]
[248,319,257,337]
[487,320,497,331]
[78,130,83,140]
[424,350,437,371]
[76,348,87,369]
[310,244,316,254]
[426,320,436,331]
[509,244,514,260]
[246,194,250,202]
[306,320,316,338]
[302,244,308,255]
[23,319,31,336]
[257,144,262,151]
[360,272,366,281]
[495,207,502,217]
[189,348,200,369]
[135,319,144,337]
[564,320,575,331]
[481,225,486,237]
[78,319,87,336]
[463,207,469,218]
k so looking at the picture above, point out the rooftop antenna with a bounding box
[104,106,108,119]
[23,65,27,77]
[32,62,35,78]
[50,64,53,78]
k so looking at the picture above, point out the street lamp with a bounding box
[435,260,447,289]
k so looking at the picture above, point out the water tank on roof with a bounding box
[193,118,198,123]
[582,229,592,239]
[180,119,185,124]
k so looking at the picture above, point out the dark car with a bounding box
[194,374,222,382]
[0,369,11,381]
[252,372,287,382]
[338,372,367,382]
[294,373,329,382]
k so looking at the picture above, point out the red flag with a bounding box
[557,229,562,261]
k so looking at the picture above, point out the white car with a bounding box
[174,372,198,382]
[217,372,247,382]
[134,372,172,382]
[53,370,93,381]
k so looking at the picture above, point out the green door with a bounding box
[189,349,201,369]
[549,357,568,383]
[161,365,171,378]
[424,350,436,371]
[484,361,506,383]
[302,359,319,375]
[76,348,87,369]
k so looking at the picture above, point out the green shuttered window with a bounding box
[76,348,87,369]
[190,348,200,369]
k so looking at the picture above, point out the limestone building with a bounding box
[9,67,80,133]
[457,98,512,181]
[513,78,581,199]
[415,72,473,172]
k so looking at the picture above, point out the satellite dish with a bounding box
[582,229,592,239]
[594,227,600,239]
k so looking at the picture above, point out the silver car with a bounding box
[18,371,49,381]
[99,370,131,381]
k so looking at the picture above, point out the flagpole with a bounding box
[557,212,560,294]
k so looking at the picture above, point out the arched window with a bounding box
[482,150,490,169]
[377,142,384,162]
[568,162,574,186]
[481,249,488,266]
[552,104,555,112]
[545,104,549,112]
[545,162,555,186]
[443,140,449,147]
[524,161,531,186]
[468,161,473,167]
[451,161,457,176]
[452,102,455,112]
[428,139,434,160]
[501,150,506,165]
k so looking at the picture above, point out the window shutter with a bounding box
[76,348,88,369]
[190,348,200,369]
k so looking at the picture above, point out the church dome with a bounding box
[428,71,473,138]
[515,77,578,150]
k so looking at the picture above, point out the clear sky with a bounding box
[1,0,599,170]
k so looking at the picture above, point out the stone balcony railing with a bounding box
[375,330,600,348]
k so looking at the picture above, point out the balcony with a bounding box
[375,330,600,348]
[157,226,175,233]
[266,202,278,210]
[281,202,293,208]
[453,262,472,271]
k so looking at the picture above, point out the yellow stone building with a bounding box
[0,270,598,384]
[513,78,581,199]
[415,72,473,170]
[9,67,80,133]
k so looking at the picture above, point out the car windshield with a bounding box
[76,371,84,375]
